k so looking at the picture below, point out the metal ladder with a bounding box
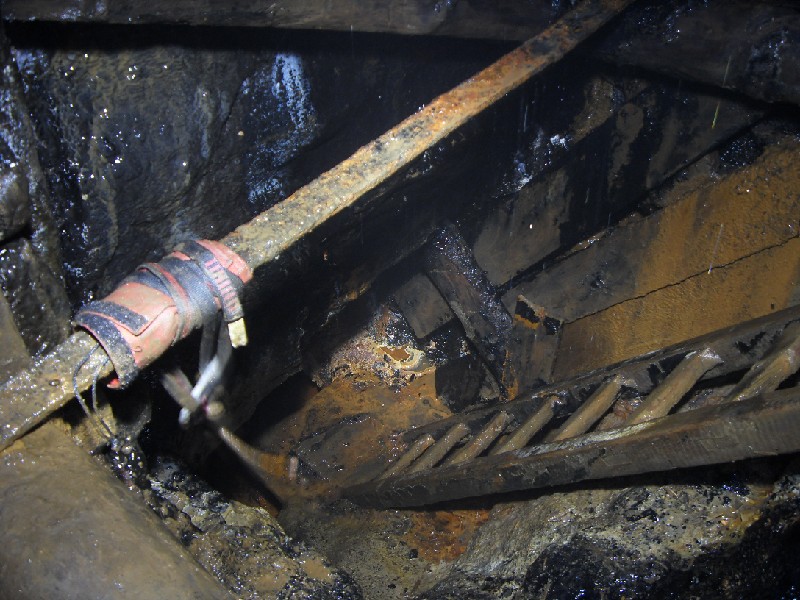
[345,306,800,508]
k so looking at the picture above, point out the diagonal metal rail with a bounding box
[0,0,635,452]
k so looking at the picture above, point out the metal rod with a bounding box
[726,321,800,403]
[221,0,636,274]
[545,375,624,442]
[346,387,800,508]
[492,396,557,455]
[0,0,633,451]
[0,332,112,452]
[443,411,512,466]
[379,434,435,480]
[407,423,470,473]
[627,349,722,425]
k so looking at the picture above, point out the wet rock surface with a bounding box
[0,23,72,355]
[144,456,362,599]
[418,462,800,599]
[0,166,30,241]
[0,237,71,354]
[7,24,504,304]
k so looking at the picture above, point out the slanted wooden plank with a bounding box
[473,81,762,287]
[507,138,800,322]
[596,0,800,106]
[504,295,562,392]
[554,237,800,379]
[425,225,515,395]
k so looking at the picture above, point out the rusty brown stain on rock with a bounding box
[403,509,491,564]
[380,345,412,362]
[254,371,451,490]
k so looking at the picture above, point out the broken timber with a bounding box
[344,305,800,508]
[0,0,635,452]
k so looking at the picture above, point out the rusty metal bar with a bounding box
[545,375,624,442]
[443,411,511,466]
[0,332,113,452]
[627,349,723,425]
[492,396,557,455]
[0,0,632,452]
[726,321,800,403]
[346,387,800,508]
[379,434,436,480]
[221,0,636,274]
[407,423,470,473]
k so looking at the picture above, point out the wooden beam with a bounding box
[346,387,800,508]
[509,137,800,323]
[2,0,559,40]
[596,0,800,105]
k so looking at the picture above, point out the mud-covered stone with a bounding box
[145,456,362,599]
[417,460,800,599]
[0,237,71,355]
[0,166,30,241]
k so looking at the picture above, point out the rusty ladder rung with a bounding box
[544,375,625,442]
[491,396,557,455]
[443,411,512,466]
[379,434,436,480]
[406,423,471,474]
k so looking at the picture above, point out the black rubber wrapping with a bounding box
[82,300,148,334]
[177,240,246,321]
[73,309,139,388]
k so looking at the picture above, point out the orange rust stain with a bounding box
[403,509,490,564]
[255,370,451,489]
[380,345,412,362]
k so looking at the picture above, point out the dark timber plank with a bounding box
[2,0,557,41]
[346,387,800,508]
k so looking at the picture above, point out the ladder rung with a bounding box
[545,375,625,442]
[628,348,722,425]
[443,411,512,466]
[726,321,800,403]
[407,423,470,473]
[379,434,435,480]
[492,396,557,455]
